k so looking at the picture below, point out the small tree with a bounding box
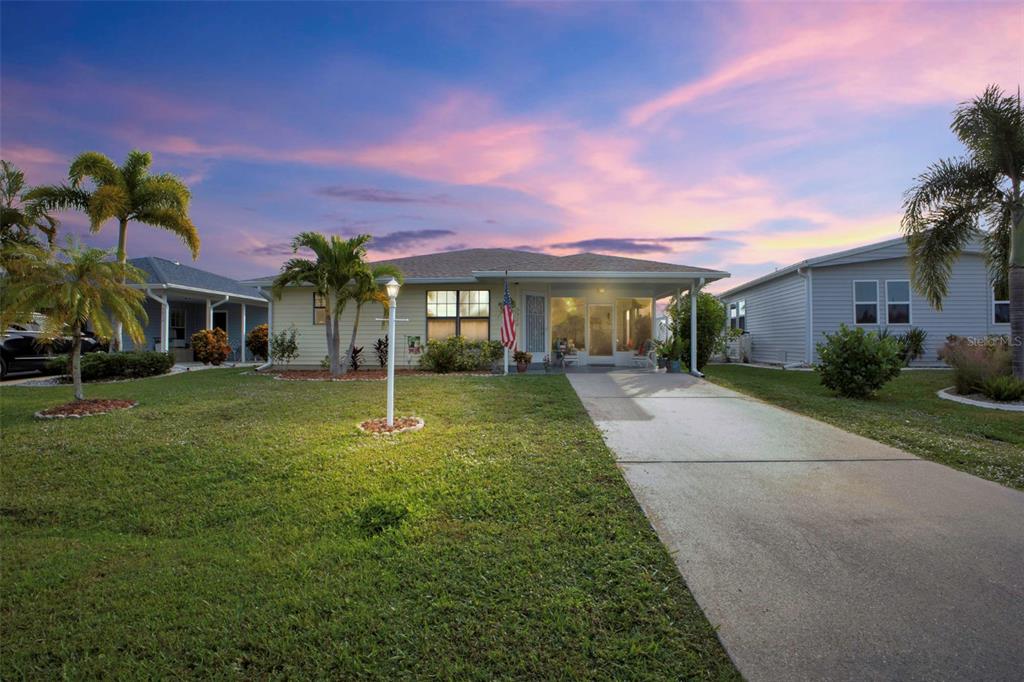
[1,160,59,249]
[666,291,726,371]
[0,241,147,400]
[342,261,403,373]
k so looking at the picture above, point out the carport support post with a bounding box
[206,299,212,329]
[689,278,704,377]
[240,304,247,362]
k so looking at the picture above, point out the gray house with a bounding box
[718,238,1009,365]
[123,257,268,362]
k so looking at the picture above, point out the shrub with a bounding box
[270,325,299,365]
[246,324,268,361]
[980,375,1024,402]
[896,327,927,364]
[815,324,903,398]
[418,336,503,373]
[938,335,1011,394]
[350,345,364,371]
[191,328,230,365]
[666,292,727,371]
[45,351,174,382]
[374,336,388,368]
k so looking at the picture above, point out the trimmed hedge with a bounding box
[46,351,175,382]
[418,337,503,373]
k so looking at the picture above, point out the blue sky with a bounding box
[2,1,1020,288]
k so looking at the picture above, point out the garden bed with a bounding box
[357,416,425,434]
[937,387,1024,412]
[34,398,137,419]
[268,369,492,381]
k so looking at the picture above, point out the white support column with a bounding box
[206,299,212,329]
[240,304,247,362]
[146,289,170,354]
[689,281,699,376]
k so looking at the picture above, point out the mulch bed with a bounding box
[357,416,425,435]
[34,399,138,420]
[269,369,491,381]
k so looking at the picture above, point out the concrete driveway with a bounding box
[568,370,1024,682]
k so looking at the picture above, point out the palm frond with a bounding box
[69,152,122,189]
[133,206,200,258]
[906,202,981,309]
[23,185,91,213]
[87,184,130,229]
[951,84,1024,179]
[120,150,153,192]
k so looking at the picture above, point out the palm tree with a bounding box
[0,241,147,400]
[342,261,403,373]
[271,232,372,376]
[25,150,199,349]
[0,160,59,249]
[902,85,1024,378]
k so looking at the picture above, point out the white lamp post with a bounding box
[385,277,401,426]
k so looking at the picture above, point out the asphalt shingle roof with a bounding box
[129,257,265,299]
[373,248,723,279]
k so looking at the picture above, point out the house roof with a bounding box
[717,236,985,299]
[243,247,728,285]
[129,257,267,302]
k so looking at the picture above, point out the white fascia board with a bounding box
[134,283,267,304]
[471,270,729,281]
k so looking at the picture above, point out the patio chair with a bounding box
[630,339,657,370]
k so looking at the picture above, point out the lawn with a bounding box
[704,365,1024,490]
[0,370,737,679]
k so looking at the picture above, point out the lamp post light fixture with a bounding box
[385,277,401,426]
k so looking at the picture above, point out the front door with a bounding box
[524,294,546,357]
[587,304,614,363]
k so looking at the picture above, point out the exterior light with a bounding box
[385,277,401,300]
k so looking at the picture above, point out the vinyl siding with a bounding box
[721,271,807,364]
[810,253,1002,362]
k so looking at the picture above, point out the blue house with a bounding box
[718,238,1008,366]
[124,257,268,363]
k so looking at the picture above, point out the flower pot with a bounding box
[667,359,681,373]
[657,358,667,369]
[516,361,528,373]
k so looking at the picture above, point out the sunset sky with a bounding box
[2,1,1021,290]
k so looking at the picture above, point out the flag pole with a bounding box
[502,269,511,375]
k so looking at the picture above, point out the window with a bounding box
[853,281,878,324]
[212,310,228,332]
[885,280,911,324]
[729,300,746,331]
[550,297,585,351]
[426,290,489,341]
[169,308,186,342]
[313,293,327,325]
[994,280,1009,324]
[616,298,653,351]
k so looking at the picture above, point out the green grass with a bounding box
[704,365,1024,490]
[1,370,737,680]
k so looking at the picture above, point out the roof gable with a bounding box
[129,257,265,299]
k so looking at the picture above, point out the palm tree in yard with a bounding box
[0,241,147,400]
[272,232,372,376]
[902,85,1024,378]
[25,150,199,349]
[342,261,403,373]
[1,160,59,249]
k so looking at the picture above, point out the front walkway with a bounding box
[568,370,1024,681]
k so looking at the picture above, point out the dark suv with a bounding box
[0,322,104,378]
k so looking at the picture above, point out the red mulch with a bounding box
[270,369,489,381]
[35,398,137,419]
[358,416,424,434]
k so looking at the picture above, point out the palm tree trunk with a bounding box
[72,323,84,401]
[345,302,363,375]
[112,218,128,352]
[326,290,341,376]
[1010,204,1024,379]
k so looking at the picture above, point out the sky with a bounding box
[1,1,1021,291]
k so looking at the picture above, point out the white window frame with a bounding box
[853,280,879,326]
[993,283,1010,325]
[728,300,746,331]
[884,280,912,325]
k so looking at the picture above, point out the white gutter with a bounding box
[133,283,266,304]
[797,266,814,364]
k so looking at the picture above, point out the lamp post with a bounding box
[385,277,401,426]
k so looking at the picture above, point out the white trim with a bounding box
[472,269,728,281]
[992,283,1010,325]
[522,291,548,356]
[852,280,879,326]
[884,279,912,325]
[240,303,247,362]
[133,282,266,304]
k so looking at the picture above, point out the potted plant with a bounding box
[666,336,685,374]
[654,340,671,369]
[513,350,532,373]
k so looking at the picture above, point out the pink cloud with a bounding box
[628,2,1022,127]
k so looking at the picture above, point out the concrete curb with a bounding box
[936,387,1024,412]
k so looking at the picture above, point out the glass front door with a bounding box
[587,304,613,362]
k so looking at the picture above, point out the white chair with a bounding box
[631,339,657,370]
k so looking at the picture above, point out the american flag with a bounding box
[500,271,516,350]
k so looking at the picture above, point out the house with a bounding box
[124,257,269,362]
[244,248,728,370]
[718,237,1009,365]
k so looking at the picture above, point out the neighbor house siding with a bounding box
[810,253,997,362]
[721,271,807,364]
